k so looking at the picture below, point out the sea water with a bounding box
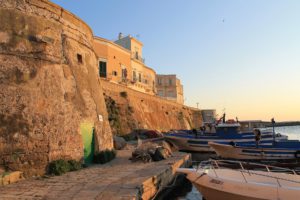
[275,125,300,140]
[179,125,300,200]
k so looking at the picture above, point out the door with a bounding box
[99,61,107,78]
[80,122,95,164]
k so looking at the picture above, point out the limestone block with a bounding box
[113,136,126,150]
[0,171,24,186]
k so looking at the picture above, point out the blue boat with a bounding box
[209,140,300,161]
[165,122,287,152]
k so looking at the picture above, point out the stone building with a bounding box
[115,34,156,95]
[0,0,113,176]
[93,37,132,83]
[156,75,184,104]
[201,109,217,124]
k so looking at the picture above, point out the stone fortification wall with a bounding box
[0,0,113,176]
[102,81,202,135]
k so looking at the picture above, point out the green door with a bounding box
[80,122,94,164]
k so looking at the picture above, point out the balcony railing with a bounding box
[131,53,145,63]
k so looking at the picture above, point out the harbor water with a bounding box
[173,125,300,200]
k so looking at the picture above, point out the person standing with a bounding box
[254,129,261,148]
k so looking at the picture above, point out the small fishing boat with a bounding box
[165,121,287,152]
[209,140,300,161]
[177,160,300,200]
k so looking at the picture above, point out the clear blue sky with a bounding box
[52,0,300,121]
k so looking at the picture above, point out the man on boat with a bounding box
[254,129,261,148]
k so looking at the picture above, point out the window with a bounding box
[112,71,117,76]
[99,61,107,78]
[158,90,164,97]
[122,68,127,80]
[77,54,83,64]
[158,78,162,85]
[138,73,142,82]
[133,71,137,81]
[167,91,175,97]
[169,79,173,86]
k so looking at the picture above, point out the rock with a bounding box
[0,171,24,186]
[152,147,168,161]
[162,141,173,155]
[131,149,152,163]
[113,136,127,150]
[131,141,171,162]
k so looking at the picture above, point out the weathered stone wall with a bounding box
[102,81,202,135]
[0,0,113,176]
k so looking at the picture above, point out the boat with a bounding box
[165,121,287,152]
[209,140,300,161]
[177,160,300,200]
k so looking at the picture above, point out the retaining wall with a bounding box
[102,81,203,134]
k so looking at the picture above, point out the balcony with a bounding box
[131,53,145,63]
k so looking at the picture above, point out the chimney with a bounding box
[118,32,123,40]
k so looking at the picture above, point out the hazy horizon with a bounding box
[51,0,300,121]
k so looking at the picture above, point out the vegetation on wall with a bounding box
[105,96,122,135]
[48,159,82,176]
[104,95,136,135]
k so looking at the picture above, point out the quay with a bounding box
[0,150,191,200]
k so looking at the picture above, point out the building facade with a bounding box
[94,34,157,95]
[93,37,132,84]
[115,34,156,94]
[94,34,185,102]
[201,109,217,124]
[156,74,184,104]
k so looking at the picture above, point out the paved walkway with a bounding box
[0,151,189,200]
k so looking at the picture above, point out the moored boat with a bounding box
[165,121,287,152]
[177,160,300,200]
[209,140,300,161]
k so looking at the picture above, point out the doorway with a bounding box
[80,122,95,164]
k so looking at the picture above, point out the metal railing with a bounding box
[195,159,300,187]
[131,53,145,63]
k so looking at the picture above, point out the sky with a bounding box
[51,0,300,121]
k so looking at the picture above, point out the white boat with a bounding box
[209,141,300,161]
[177,160,300,200]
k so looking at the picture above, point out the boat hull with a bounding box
[179,168,300,200]
[191,173,299,200]
[165,133,286,153]
[209,142,300,161]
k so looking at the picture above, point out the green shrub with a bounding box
[48,159,70,176]
[68,160,82,171]
[94,149,117,164]
[48,159,82,175]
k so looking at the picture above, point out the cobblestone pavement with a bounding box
[0,151,188,200]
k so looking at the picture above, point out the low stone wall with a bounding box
[140,152,191,199]
[102,81,203,134]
